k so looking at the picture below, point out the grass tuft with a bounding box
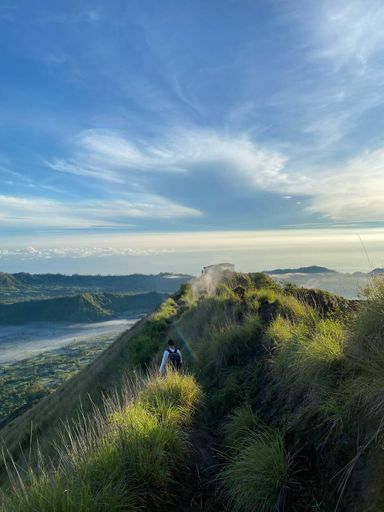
[138,370,202,426]
[222,404,260,448]
[219,429,294,512]
[1,371,202,511]
[269,316,346,408]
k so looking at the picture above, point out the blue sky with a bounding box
[1,0,384,273]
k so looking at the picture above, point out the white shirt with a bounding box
[159,348,182,374]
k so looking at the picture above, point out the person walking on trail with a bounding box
[159,339,182,375]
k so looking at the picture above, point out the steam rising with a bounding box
[191,263,235,298]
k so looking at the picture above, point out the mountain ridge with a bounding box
[0,291,166,324]
[265,265,336,274]
[2,271,381,510]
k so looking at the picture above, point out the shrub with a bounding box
[297,319,345,390]
[209,365,261,417]
[176,283,194,305]
[269,317,345,407]
[2,372,202,512]
[206,314,262,371]
[249,273,280,290]
[277,295,316,324]
[0,470,136,512]
[243,288,260,312]
[126,333,161,368]
[289,287,354,320]
[176,296,239,348]
[219,429,294,512]
[269,320,310,393]
[138,371,202,426]
[222,404,260,448]
[110,403,188,506]
[348,276,384,361]
[342,277,384,419]
[216,283,241,302]
[256,288,278,304]
[264,316,295,349]
[151,298,177,322]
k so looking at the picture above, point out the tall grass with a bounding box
[1,371,202,511]
[219,429,294,512]
[206,314,262,371]
[339,276,384,419]
[151,297,177,322]
[222,404,260,448]
[268,315,346,406]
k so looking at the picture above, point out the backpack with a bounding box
[167,348,182,370]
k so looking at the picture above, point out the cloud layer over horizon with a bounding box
[1,0,384,272]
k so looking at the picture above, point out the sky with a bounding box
[1,0,384,274]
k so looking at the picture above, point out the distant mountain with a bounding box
[369,268,384,275]
[265,265,336,275]
[6,272,192,292]
[0,273,20,288]
[0,291,166,324]
[0,272,192,304]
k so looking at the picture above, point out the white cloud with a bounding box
[1,229,383,273]
[315,0,384,68]
[46,127,384,222]
[278,0,384,153]
[46,158,123,182]
[0,193,200,229]
[0,246,174,260]
[47,128,288,190]
[299,149,384,220]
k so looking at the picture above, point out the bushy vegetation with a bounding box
[1,371,201,511]
[219,429,294,512]
[4,271,384,511]
[268,316,346,406]
[0,293,179,485]
[222,404,260,447]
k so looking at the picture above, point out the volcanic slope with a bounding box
[3,272,384,511]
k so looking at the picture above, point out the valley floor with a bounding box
[0,318,139,426]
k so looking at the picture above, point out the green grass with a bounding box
[268,316,346,407]
[219,429,294,512]
[206,314,262,371]
[176,296,240,341]
[264,315,295,348]
[207,365,260,416]
[151,297,177,322]
[138,370,202,425]
[0,467,137,512]
[1,371,202,511]
[340,276,384,419]
[2,271,377,511]
[222,404,260,448]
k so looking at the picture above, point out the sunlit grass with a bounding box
[1,371,202,511]
[268,315,345,404]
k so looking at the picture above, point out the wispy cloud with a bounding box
[0,246,174,260]
[259,1,384,157]
[0,193,200,229]
[46,128,288,188]
[299,149,384,221]
[45,126,384,223]
[314,0,384,68]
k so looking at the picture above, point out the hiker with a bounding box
[159,339,182,375]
